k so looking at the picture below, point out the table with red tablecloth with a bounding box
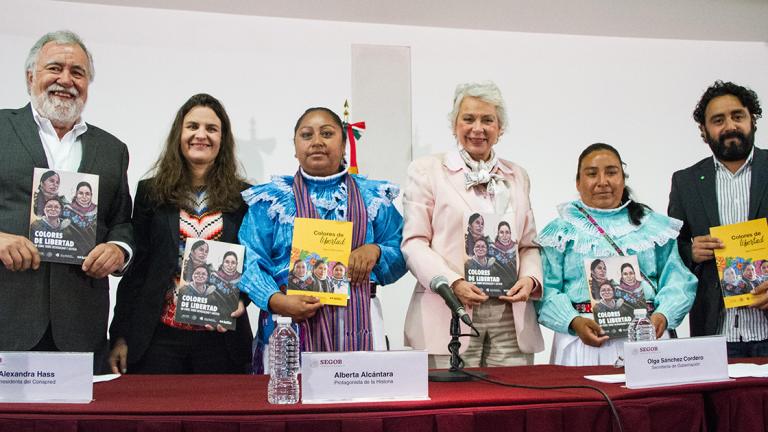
[0,363,766,432]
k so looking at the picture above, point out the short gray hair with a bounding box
[448,81,508,133]
[25,30,95,92]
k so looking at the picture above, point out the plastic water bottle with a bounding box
[628,309,656,342]
[626,309,642,342]
[267,315,300,404]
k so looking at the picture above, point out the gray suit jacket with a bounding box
[668,147,768,336]
[0,104,134,352]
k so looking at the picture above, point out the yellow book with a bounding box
[710,218,768,308]
[286,217,353,306]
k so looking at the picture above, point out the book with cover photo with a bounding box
[287,217,352,306]
[174,239,244,330]
[463,212,518,297]
[584,255,646,339]
[28,168,99,264]
[710,218,768,309]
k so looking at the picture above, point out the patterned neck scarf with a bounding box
[459,148,510,214]
[293,170,372,352]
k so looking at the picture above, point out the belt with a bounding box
[572,301,655,314]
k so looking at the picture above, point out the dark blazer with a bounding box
[0,104,133,352]
[668,147,768,336]
[109,179,252,370]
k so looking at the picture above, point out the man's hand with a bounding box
[348,244,380,285]
[751,281,768,310]
[499,277,534,303]
[452,279,488,308]
[82,243,125,278]
[570,316,609,347]
[650,313,668,339]
[108,337,128,374]
[268,293,322,321]
[0,232,40,271]
[691,235,723,264]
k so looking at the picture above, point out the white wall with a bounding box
[2,0,767,364]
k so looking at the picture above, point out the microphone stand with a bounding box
[428,315,486,382]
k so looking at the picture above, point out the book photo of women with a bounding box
[465,213,491,256]
[183,240,213,281]
[741,264,760,292]
[592,281,630,314]
[615,262,649,310]
[760,261,768,284]
[489,220,518,286]
[209,251,242,317]
[32,170,66,216]
[30,197,71,233]
[330,262,349,295]
[62,181,97,256]
[179,264,217,299]
[311,259,331,293]
[721,267,749,296]
[465,237,496,271]
[588,259,610,296]
[287,259,315,291]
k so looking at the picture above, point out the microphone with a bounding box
[429,276,473,327]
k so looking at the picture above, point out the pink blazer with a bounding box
[402,152,544,355]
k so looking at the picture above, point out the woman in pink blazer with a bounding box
[402,81,544,367]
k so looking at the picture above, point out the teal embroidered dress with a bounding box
[536,200,697,365]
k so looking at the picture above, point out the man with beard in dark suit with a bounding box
[0,30,133,372]
[668,81,768,358]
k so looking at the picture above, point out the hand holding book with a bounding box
[753,281,768,310]
[691,234,724,264]
[451,279,488,308]
[570,316,608,347]
[268,293,322,321]
[348,243,380,284]
[0,232,40,271]
[81,242,125,278]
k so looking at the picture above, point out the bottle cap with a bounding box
[633,309,647,318]
[275,315,292,325]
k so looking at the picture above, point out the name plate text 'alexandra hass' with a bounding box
[0,352,93,403]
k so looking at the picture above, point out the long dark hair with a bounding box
[148,93,245,212]
[576,143,650,226]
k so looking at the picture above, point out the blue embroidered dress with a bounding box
[238,169,407,360]
[536,200,697,365]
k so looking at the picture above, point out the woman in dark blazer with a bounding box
[108,94,252,374]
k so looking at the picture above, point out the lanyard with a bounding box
[573,203,657,292]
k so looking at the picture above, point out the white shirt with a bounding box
[31,104,87,172]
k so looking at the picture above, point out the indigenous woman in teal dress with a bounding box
[239,107,406,373]
[537,143,697,366]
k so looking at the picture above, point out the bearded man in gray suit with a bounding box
[668,81,768,358]
[0,31,134,371]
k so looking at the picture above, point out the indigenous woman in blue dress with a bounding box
[239,107,407,373]
[537,143,697,366]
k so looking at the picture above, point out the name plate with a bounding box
[624,336,728,389]
[301,350,428,403]
[0,352,93,403]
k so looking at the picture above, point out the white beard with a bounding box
[31,84,84,127]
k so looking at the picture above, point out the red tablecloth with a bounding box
[0,363,766,432]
